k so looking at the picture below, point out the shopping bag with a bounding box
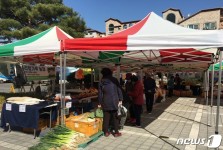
[118,105,127,117]
[95,108,103,118]
[88,112,95,119]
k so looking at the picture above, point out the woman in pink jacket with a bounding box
[128,75,144,127]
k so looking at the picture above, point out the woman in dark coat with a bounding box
[98,68,123,137]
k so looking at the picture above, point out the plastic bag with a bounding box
[118,105,127,117]
[95,108,103,118]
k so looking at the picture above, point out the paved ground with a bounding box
[0,96,222,150]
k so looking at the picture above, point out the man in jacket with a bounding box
[144,73,156,113]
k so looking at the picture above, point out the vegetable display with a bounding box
[29,125,89,150]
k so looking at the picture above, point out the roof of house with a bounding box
[178,7,223,24]
[162,8,183,18]
[85,28,105,34]
[105,18,122,23]
[105,18,140,24]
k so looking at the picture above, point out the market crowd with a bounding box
[98,68,177,137]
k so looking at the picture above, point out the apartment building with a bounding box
[105,18,140,36]
[104,8,223,36]
[84,28,105,38]
[163,8,223,30]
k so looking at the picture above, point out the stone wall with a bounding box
[105,20,138,35]
[105,20,122,35]
[179,10,220,29]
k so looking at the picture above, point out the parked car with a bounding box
[0,72,12,83]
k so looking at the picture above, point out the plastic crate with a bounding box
[95,118,103,131]
[66,119,99,137]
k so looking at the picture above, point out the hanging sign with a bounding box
[66,102,72,108]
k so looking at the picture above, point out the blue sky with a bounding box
[63,0,222,32]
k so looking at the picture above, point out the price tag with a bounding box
[6,103,12,111]
[19,105,26,112]
[74,123,79,128]
[66,102,72,108]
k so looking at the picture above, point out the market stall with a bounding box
[0,11,223,144]
[61,12,223,135]
[1,97,58,137]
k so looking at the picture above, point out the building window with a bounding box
[166,13,176,23]
[109,24,114,33]
[188,24,199,29]
[203,22,216,30]
[123,24,127,29]
[89,32,92,35]
[129,23,133,27]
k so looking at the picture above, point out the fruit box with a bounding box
[66,119,99,137]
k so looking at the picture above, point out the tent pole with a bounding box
[215,50,222,134]
[91,68,94,87]
[63,52,67,125]
[98,68,102,81]
[140,68,143,81]
[59,52,64,125]
[210,64,214,126]
[205,70,210,126]
[116,64,120,83]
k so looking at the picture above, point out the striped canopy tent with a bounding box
[62,12,223,71]
[208,62,223,71]
[0,26,72,64]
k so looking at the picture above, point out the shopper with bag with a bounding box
[128,75,144,127]
[98,68,123,137]
[118,104,127,130]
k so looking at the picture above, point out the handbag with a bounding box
[118,105,127,117]
[95,108,103,118]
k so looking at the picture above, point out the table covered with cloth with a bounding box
[1,101,57,129]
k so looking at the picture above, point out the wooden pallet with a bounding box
[78,131,104,148]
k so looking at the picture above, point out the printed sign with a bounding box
[23,64,55,81]
[19,105,26,112]
[6,103,12,111]
[66,102,72,108]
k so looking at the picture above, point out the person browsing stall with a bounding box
[143,73,156,114]
[128,75,144,127]
[167,76,175,97]
[98,68,123,137]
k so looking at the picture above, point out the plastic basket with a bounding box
[95,118,103,131]
[66,119,99,137]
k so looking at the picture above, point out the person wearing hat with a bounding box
[143,73,156,113]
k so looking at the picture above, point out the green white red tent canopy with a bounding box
[62,12,223,71]
[0,12,222,71]
[63,12,223,51]
[0,26,72,64]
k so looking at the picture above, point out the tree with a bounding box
[0,0,86,43]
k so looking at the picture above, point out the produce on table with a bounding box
[6,97,44,105]
[75,88,98,99]
[29,125,89,150]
